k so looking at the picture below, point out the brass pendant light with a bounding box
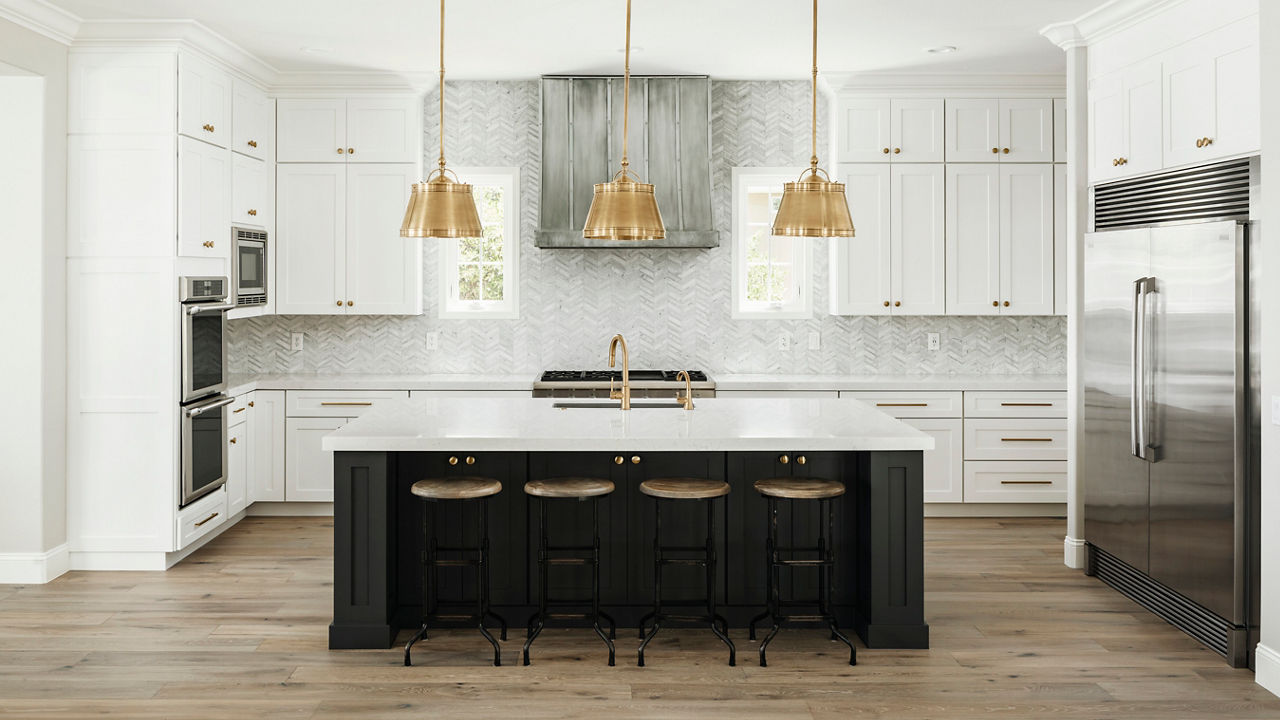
[582,0,665,241]
[400,0,483,239]
[771,0,855,238]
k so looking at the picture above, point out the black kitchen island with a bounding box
[323,397,931,651]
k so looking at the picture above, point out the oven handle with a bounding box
[185,395,234,418]
[185,303,236,316]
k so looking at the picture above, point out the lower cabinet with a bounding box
[901,418,963,503]
[963,461,1067,503]
[249,390,286,502]
[285,417,349,502]
[226,413,248,516]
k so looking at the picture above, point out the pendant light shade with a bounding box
[582,0,665,241]
[399,0,483,239]
[771,0,854,239]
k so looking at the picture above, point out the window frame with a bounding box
[437,167,521,320]
[730,166,814,320]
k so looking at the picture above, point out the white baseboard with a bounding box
[1064,535,1087,569]
[247,501,333,517]
[0,543,69,584]
[1257,643,1280,698]
[70,509,248,572]
[924,503,1067,518]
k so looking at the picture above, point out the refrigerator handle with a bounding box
[1131,277,1148,461]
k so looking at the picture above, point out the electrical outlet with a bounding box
[290,332,304,352]
[425,332,440,351]
[927,332,940,351]
[808,332,821,350]
[778,335,791,351]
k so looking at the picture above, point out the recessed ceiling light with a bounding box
[926,45,958,54]
[300,46,333,55]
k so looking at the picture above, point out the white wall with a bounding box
[0,17,68,581]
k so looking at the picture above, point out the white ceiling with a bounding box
[46,0,1103,79]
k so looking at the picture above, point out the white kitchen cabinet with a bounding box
[947,99,1054,163]
[945,164,1000,314]
[227,413,248,517]
[1162,16,1259,169]
[964,418,1068,461]
[285,417,348,502]
[1054,164,1067,315]
[177,135,231,261]
[906,418,963,503]
[250,390,286,503]
[831,164,890,314]
[964,461,1067,503]
[1000,164,1055,315]
[176,486,228,550]
[1089,61,1162,183]
[838,99,943,163]
[409,390,534,398]
[998,99,1054,162]
[1053,99,1067,163]
[276,163,420,315]
[232,152,270,230]
[277,97,419,163]
[714,390,840,399]
[945,99,1000,162]
[837,99,890,163]
[178,53,231,149]
[231,79,271,161]
[285,390,409,417]
[841,391,964,418]
[1087,72,1124,184]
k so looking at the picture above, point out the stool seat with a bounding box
[640,477,730,500]
[411,476,502,500]
[525,477,615,498]
[754,477,846,500]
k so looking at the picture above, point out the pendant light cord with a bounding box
[809,0,818,175]
[437,0,447,173]
[621,0,632,179]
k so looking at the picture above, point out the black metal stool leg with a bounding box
[474,497,502,667]
[823,496,855,666]
[748,495,773,642]
[406,499,435,667]
[638,499,663,667]
[523,496,549,666]
[589,496,616,666]
[758,496,782,667]
[705,497,736,666]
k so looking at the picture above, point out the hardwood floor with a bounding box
[1,517,1276,719]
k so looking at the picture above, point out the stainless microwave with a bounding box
[232,227,267,307]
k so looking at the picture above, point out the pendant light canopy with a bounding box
[400,0,483,239]
[771,0,855,238]
[582,0,665,241]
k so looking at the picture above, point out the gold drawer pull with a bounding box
[247,140,258,148]
[320,401,374,406]
[1000,480,1054,485]
[1000,437,1054,442]
[1000,402,1053,407]
[876,403,928,407]
[233,407,245,414]
[194,512,219,527]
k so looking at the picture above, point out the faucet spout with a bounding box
[608,334,631,410]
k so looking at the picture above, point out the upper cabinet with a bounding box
[277,97,420,163]
[232,80,272,161]
[945,99,1053,162]
[1088,61,1162,183]
[837,99,943,163]
[178,53,231,149]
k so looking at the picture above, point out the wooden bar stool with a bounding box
[522,477,618,666]
[403,476,508,667]
[748,477,855,667]
[637,477,736,667]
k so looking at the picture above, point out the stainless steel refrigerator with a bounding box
[1083,158,1259,668]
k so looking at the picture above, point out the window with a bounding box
[439,167,520,319]
[731,167,813,319]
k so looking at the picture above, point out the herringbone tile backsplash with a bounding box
[229,80,1066,376]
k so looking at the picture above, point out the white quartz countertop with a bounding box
[226,373,538,396]
[321,396,934,453]
[713,373,1067,392]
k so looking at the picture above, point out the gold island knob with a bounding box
[779,454,789,464]
[631,456,641,465]
[797,455,807,465]
[614,456,624,465]
[465,456,475,465]
[448,456,459,465]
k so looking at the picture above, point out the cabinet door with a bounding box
[249,390,286,502]
[1209,19,1260,160]
[890,99,944,162]
[1087,72,1124,184]
[231,79,271,161]
[346,97,420,163]
[1053,98,1067,163]
[891,164,945,315]
[1122,60,1163,177]
[178,53,231,148]
[1000,164,1054,315]
[1054,164,1067,315]
[837,98,891,163]
[945,164,1000,315]
[227,419,248,516]
[999,99,1053,162]
[285,416,347,502]
[276,99,347,162]
[231,152,269,230]
[177,136,231,261]
[945,99,1000,162]
[345,164,422,315]
[1163,42,1213,168]
[830,164,891,315]
[276,163,347,314]
[904,418,963,503]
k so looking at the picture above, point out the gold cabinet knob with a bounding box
[992,300,999,307]
[1002,147,1010,154]
[465,456,475,465]
[336,300,343,306]
[247,209,258,216]
[1195,138,1204,148]
[1203,137,1213,147]
[337,148,345,154]
[347,300,354,307]
[347,148,355,154]
[1004,300,1010,307]
[247,140,258,148]
[248,401,254,407]
[796,455,806,465]
[883,300,890,307]
[1118,157,1127,165]
[991,147,999,154]
[779,454,789,464]
[894,300,901,307]
[631,456,641,465]
[893,147,901,154]
[882,147,890,154]
[448,456,459,465]
[614,455,624,465]
[1113,158,1119,166]
[229,437,237,444]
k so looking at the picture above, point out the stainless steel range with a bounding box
[533,370,716,399]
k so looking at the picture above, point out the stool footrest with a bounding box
[772,559,832,567]
[659,545,712,553]
[545,544,595,553]
[544,597,603,605]
[658,558,710,567]
[546,612,601,620]
[650,613,718,623]
[428,613,482,622]
[775,614,831,623]
[545,558,593,566]
[431,559,482,568]
[434,546,482,553]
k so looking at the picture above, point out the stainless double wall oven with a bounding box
[180,276,235,506]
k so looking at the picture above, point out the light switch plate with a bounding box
[927,332,940,351]
[290,332,304,351]
[1272,395,1280,425]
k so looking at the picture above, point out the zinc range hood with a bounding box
[537,76,719,249]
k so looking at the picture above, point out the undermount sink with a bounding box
[552,401,685,409]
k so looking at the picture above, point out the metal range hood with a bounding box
[537,75,719,249]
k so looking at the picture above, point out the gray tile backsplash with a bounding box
[229,80,1065,377]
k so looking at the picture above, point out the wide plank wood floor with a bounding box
[1,517,1276,719]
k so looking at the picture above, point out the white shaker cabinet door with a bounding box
[177,135,231,261]
[945,164,1000,315]
[277,99,347,162]
[226,419,248,516]
[232,79,271,161]
[999,99,1054,162]
[1121,60,1163,178]
[1163,40,1214,169]
[276,163,347,314]
[345,164,422,315]
[890,99,944,163]
[1207,18,1260,161]
[1000,164,1055,315]
[945,99,1000,163]
[250,390,286,503]
[285,417,347,502]
[178,52,231,148]
[346,97,420,163]
[905,418,963,503]
[1087,72,1124,184]
[1054,163,1067,316]
[837,98,891,163]
[231,152,269,230]
[891,164,945,315]
[830,164,891,315]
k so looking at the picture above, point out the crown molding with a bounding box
[0,0,79,45]
[74,19,278,87]
[1040,0,1190,49]
[1039,22,1085,51]
[271,71,430,96]
[826,72,1066,98]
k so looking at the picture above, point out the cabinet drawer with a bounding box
[285,390,408,417]
[716,390,839,399]
[841,391,962,418]
[228,393,252,425]
[964,461,1066,503]
[176,488,228,549]
[409,390,533,398]
[964,391,1066,418]
[964,418,1066,460]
